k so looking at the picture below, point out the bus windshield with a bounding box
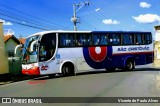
[22,35,39,64]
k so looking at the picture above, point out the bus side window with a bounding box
[64,34,69,46]
[130,34,134,44]
[108,34,113,45]
[76,34,82,46]
[93,34,100,45]
[135,34,143,44]
[69,34,75,46]
[81,34,86,46]
[108,33,120,45]
[144,34,152,44]
[60,33,75,47]
[122,34,134,45]
[87,33,92,46]
[99,34,108,45]
[112,34,120,45]
[60,34,66,47]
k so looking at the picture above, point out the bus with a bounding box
[21,31,154,76]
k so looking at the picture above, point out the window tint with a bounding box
[39,33,56,61]
[76,33,91,46]
[109,33,120,45]
[99,34,108,45]
[58,32,152,47]
[92,33,109,46]
[144,33,152,44]
[93,33,100,45]
[135,34,143,44]
[59,33,92,47]
[84,33,92,46]
[122,34,134,45]
[59,33,75,47]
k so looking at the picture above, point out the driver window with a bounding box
[39,33,56,61]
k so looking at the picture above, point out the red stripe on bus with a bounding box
[22,67,40,75]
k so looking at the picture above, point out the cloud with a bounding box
[140,2,151,8]
[4,29,15,35]
[22,21,26,24]
[132,14,160,24]
[4,21,13,25]
[102,19,120,25]
[0,19,13,25]
[95,8,100,12]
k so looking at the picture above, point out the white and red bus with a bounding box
[21,31,154,76]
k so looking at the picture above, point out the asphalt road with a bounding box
[0,64,160,106]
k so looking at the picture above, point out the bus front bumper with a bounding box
[22,67,40,75]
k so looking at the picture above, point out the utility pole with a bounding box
[71,1,90,31]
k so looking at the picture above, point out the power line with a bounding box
[0,11,54,30]
[0,3,70,29]
[80,18,98,30]
[22,0,71,21]
[78,0,107,29]
[1,17,49,30]
[90,1,107,19]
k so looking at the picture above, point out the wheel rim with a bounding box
[127,62,133,70]
[63,66,71,76]
[65,67,70,74]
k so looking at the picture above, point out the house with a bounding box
[4,34,26,57]
[4,34,20,57]
[4,34,26,75]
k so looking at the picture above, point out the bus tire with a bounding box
[62,62,74,76]
[124,60,134,71]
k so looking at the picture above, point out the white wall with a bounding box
[155,30,160,41]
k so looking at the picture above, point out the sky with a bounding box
[0,0,160,38]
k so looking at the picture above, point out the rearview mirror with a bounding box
[30,40,38,52]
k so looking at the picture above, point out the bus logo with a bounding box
[83,46,113,69]
[41,65,48,71]
[88,47,107,62]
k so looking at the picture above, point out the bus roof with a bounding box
[28,30,151,38]
[29,30,91,37]
[92,31,151,34]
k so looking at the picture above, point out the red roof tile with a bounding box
[4,34,13,43]
[4,34,20,44]
[4,34,26,44]
[19,38,26,44]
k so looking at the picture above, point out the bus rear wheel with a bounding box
[62,63,74,76]
[124,60,134,71]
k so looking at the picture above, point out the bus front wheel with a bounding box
[62,63,74,76]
